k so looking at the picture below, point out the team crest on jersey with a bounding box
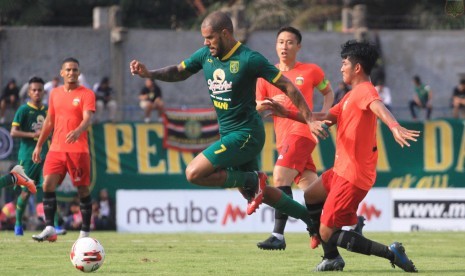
[230,61,239,74]
[295,76,304,86]
[73,98,80,106]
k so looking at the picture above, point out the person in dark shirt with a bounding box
[0,78,20,123]
[452,79,465,119]
[139,79,164,123]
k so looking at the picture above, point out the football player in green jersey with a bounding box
[130,11,322,231]
[10,77,65,236]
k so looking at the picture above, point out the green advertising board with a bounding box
[2,119,465,200]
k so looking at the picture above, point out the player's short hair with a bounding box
[413,75,421,84]
[62,57,80,67]
[460,79,465,85]
[277,26,302,44]
[202,11,233,34]
[340,40,379,75]
[28,76,45,85]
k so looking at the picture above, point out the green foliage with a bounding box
[1,231,464,275]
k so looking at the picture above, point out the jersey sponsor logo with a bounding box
[213,100,229,110]
[230,61,239,74]
[208,69,232,95]
[32,115,45,133]
[295,76,304,86]
[73,98,80,106]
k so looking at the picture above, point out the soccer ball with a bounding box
[70,237,105,272]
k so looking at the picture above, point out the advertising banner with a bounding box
[116,188,392,233]
[391,189,465,232]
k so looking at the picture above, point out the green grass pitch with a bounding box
[1,231,464,275]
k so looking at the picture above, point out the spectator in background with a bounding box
[409,75,432,120]
[64,200,82,231]
[0,79,20,123]
[43,76,60,105]
[139,78,164,123]
[94,77,118,123]
[452,79,465,119]
[96,188,115,230]
[78,73,90,89]
[375,80,392,111]
[0,200,16,230]
[333,81,350,106]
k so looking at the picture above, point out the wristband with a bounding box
[388,122,400,130]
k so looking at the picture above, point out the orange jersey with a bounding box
[48,85,95,152]
[329,82,380,190]
[256,62,326,149]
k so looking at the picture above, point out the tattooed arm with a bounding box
[130,60,193,82]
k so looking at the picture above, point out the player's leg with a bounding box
[315,174,417,272]
[15,160,43,235]
[186,130,266,213]
[32,174,60,242]
[258,135,317,250]
[67,152,93,239]
[32,151,66,242]
[256,166,296,250]
[14,189,30,236]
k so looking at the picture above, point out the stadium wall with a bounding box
[1,27,465,120]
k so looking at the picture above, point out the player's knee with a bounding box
[185,165,200,184]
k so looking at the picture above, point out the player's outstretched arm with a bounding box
[370,100,420,148]
[262,97,334,140]
[130,60,193,82]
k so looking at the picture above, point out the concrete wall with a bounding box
[1,27,464,121]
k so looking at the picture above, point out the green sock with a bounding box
[54,211,59,228]
[222,171,256,188]
[15,194,29,227]
[0,174,15,189]
[271,192,313,227]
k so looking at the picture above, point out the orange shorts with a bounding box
[43,151,91,187]
[275,134,316,183]
[320,168,368,228]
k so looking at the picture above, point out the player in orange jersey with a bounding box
[32,57,95,242]
[263,40,419,272]
[255,26,334,250]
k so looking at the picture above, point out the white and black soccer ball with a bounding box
[70,237,105,272]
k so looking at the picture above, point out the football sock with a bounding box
[15,193,30,227]
[329,230,394,261]
[54,211,60,228]
[222,171,255,188]
[0,174,15,188]
[270,191,313,227]
[322,240,340,259]
[306,203,323,234]
[80,195,92,232]
[272,186,293,235]
[43,192,57,227]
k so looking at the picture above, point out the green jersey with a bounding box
[182,42,281,135]
[12,102,49,160]
[414,84,430,105]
